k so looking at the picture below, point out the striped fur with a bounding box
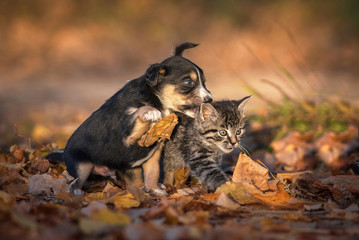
[163,97,249,190]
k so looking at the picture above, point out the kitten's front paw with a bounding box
[138,106,162,122]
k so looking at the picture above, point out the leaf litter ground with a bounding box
[1,118,359,239]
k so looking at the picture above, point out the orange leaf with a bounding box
[138,113,178,147]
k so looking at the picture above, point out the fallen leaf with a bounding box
[138,113,178,147]
[304,203,324,211]
[28,173,68,195]
[253,181,313,209]
[126,185,148,203]
[271,132,316,171]
[85,192,108,202]
[316,175,359,205]
[49,163,67,178]
[232,153,272,192]
[174,167,190,188]
[27,157,50,174]
[102,182,122,197]
[91,208,131,226]
[12,148,26,162]
[81,201,108,217]
[216,181,258,205]
[200,193,220,203]
[215,192,240,210]
[218,154,316,208]
[78,218,109,235]
[315,132,352,170]
[114,191,141,209]
[177,210,210,226]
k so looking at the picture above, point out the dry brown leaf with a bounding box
[28,173,67,195]
[253,181,313,209]
[218,154,316,208]
[85,192,108,202]
[215,192,241,210]
[216,181,258,205]
[271,132,316,171]
[200,193,220,203]
[138,113,178,147]
[232,153,273,191]
[113,191,141,209]
[27,158,50,174]
[102,182,122,197]
[315,132,352,170]
[174,166,190,188]
[316,175,359,204]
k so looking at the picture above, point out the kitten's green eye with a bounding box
[236,129,242,135]
[219,130,227,136]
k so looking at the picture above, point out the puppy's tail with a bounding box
[46,152,65,164]
[174,42,199,57]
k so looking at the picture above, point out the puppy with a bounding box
[49,42,212,194]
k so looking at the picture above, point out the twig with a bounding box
[13,123,46,149]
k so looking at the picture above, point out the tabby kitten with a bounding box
[163,96,250,190]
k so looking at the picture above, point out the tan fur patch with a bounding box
[126,107,138,115]
[121,167,144,188]
[76,162,94,186]
[189,71,197,82]
[160,85,187,114]
[159,68,166,75]
[142,143,164,189]
[124,118,152,146]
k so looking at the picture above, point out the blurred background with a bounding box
[1,0,359,148]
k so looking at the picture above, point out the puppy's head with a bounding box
[145,42,212,118]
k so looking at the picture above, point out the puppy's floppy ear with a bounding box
[237,96,251,117]
[199,103,219,122]
[174,42,199,57]
[145,63,166,87]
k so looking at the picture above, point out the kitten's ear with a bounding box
[237,96,251,116]
[200,103,219,122]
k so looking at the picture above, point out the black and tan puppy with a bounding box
[49,43,212,194]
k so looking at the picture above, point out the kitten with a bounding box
[163,96,250,190]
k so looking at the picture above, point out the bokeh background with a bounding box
[1,0,359,148]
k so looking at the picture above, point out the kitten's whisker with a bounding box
[239,145,251,157]
[241,143,254,153]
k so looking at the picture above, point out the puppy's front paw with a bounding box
[138,106,162,122]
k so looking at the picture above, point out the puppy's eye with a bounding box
[183,80,195,88]
[236,129,243,135]
[219,130,227,136]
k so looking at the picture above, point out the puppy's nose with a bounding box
[204,96,213,103]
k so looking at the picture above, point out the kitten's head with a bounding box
[196,96,250,153]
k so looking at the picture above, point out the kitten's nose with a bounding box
[229,136,237,146]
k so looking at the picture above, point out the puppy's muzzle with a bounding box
[203,95,213,103]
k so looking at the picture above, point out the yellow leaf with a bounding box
[92,208,131,226]
[138,113,178,147]
[216,181,258,205]
[113,192,141,209]
[85,192,107,202]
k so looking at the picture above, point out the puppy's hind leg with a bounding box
[119,167,144,188]
[142,143,167,195]
[71,162,94,195]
